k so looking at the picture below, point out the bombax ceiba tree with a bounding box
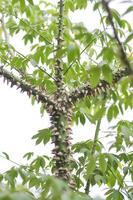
[0,0,133,199]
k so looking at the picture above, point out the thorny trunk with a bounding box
[47,0,75,187]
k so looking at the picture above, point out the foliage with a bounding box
[0,0,132,199]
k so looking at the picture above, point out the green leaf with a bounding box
[123,6,133,16]
[93,106,106,121]
[5,168,18,188]
[99,154,107,172]
[29,177,39,188]
[109,190,124,200]
[67,43,80,63]
[102,64,113,83]
[10,57,22,69]
[79,113,86,125]
[113,105,119,118]
[20,0,26,13]
[32,128,51,145]
[125,33,133,43]
[0,174,3,182]
[28,0,33,5]
[89,66,101,87]
[18,169,28,184]
[76,0,88,9]
[65,0,75,11]
[30,156,46,173]
[12,0,18,4]
[107,173,116,187]
[107,104,119,122]
[112,9,122,27]
[93,2,101,11]
[2,152,10,160]
[86,156,96,177]
[10,192,35,200]
[102,47,114,62]
[23,152,34,160]
[107,105,113,122]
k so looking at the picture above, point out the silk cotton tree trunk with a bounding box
[47,0,75,187]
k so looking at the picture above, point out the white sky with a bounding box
[0,1,132,199]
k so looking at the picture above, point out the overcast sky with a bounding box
[0,1,132,199]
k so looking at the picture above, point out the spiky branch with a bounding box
[0,67,53,106]
[68,67,131,104]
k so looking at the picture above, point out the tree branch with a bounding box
[68,67,131,104]
[0,67,53,106]
[101,0,132,74]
